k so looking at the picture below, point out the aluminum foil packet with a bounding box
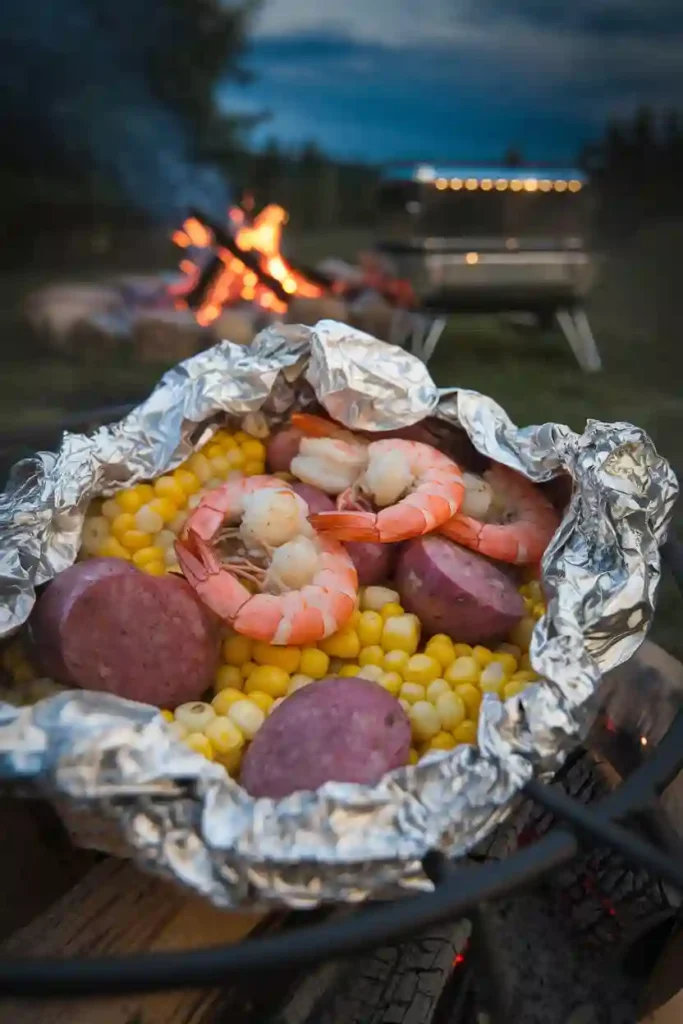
[0,320,677,909]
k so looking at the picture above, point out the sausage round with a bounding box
[30,558,220,707]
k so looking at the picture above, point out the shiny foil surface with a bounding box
[0,320,677,908]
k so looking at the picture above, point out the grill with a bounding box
[0,409,681,1021]
[375,163,603,373]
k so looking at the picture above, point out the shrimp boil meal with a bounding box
[6,407,562,795]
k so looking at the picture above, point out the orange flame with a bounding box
[171,203,323,325]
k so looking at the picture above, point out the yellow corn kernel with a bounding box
[479,662,507,695]
[120,529,153,552]
[399,681,426,704]
[185,732,215,759]
[452,643,473,658]
[287,673,314,694]
[187,453,212,484]
[519,583,531,598]
[226,448,246,470]
[223,635,253,667]
[339,663,361,677]
[404,654,441,686]
[454,682,482,719]
[378,671,402,696]
[160,709,174,722]
[234,430,251,444]
[360,586,400,612]
[269,697,285,714]
[359,645,385,668]
[381,615,419,655]
[349,608,362,628]
[173,469,201,497]
[357,610,383,647]
[96,537,130,560]
[142,560,166,576]
[471,645,493,668]
[409,701,441,742]
[509,617,535,651]
[380,602,405,621]
[245,665,289,698]
[246,690,275,713]
[241,660,257,680]
[429,731,457,751]
[453,720,478,745]
[532,603,545,620]
[491,652,518,676]
[134,483,155,504]
[398,698,411,714]
[299,648,329,679]
[510,669,538,683]
[101,498,120,520]
[205,442,225,459]
[111,512,137,540]
[212,687,246,714]
[241,438,267,461]
[503,680,529,699]
[319,627,361,660]
[204,715,245,755]
[154,476,187,507]
[424,639,455,671]
[216,747,242,775]
[134,504,165,534]
[358,664,384,682]
[496,643,522,659]
[81,515,111,555]
[147,497,180,524]
[210,455,232,478]
[228,699,265,740]
[523,597,534,614]
[426,678,451,703]
[252,642,301,675]
[435,691,466,730]
[132,545,165,568]
[175,701,216,732]
[383,649,410,676]
[115,489,142,514]
[444,656,480,687]
[214,665,243,692]
[519,652,532,671]
[408,748,419,765]
[243,460,266,477]
[527,580,543,604]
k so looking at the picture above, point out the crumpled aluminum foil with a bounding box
[0,320,677,909]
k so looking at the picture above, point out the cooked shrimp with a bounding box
[439,464,559,565]
[174,474,358,644]
[290,412,465,543]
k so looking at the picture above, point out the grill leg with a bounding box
[555,307,602,373]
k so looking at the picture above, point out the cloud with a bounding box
[223,0,683,161]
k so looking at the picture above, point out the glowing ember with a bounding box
[171,204,323,324]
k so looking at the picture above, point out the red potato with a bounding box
[395,535,525,645]
[266,427,305,473]
[290,482,394,585]
[30,558,220,707]
[240,677,411,798]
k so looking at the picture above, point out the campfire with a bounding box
[170,204,325,325]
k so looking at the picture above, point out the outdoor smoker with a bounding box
[375,163,602,371]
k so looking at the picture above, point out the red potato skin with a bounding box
[240,676,411,798]
[290,482,395,585]
[395,535,525,645]
[30,558,220,707]
[266,427,305,473]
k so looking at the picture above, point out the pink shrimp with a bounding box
[289,412,465,544]
[439,464,560,565]
[174,474,358,644]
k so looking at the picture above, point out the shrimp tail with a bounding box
[291,412,350,439]
[308,510,380,542]
[175,532,251,621]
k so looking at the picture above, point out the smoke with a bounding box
[1,0,231,221]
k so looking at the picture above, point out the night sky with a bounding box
[220,0,683,164]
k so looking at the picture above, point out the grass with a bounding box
[0,253,681,657]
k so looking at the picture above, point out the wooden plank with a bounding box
[0,858,267,1024]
